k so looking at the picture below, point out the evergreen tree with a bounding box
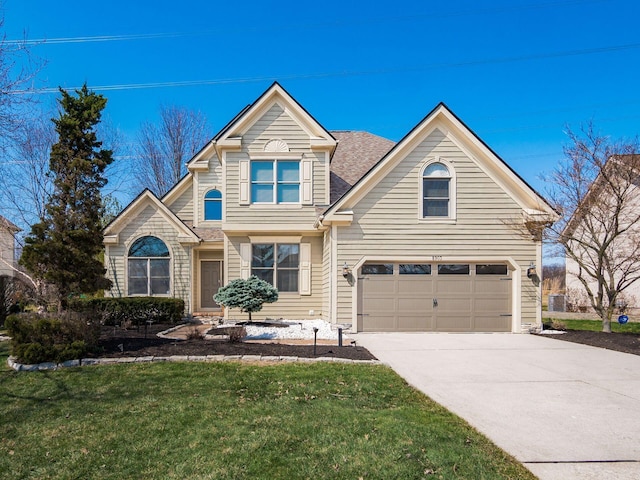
[20,84,113,310]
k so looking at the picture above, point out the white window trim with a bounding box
[203,188,223,222]
[126,235,172,297]
[419,157,457,222]
[239,241,311,295]
[250,159,301,205]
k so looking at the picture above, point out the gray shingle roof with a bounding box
[329,131,395,203]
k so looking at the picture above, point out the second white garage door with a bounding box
[358,263,512,332]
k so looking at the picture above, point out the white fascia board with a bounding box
[103,234,119,245]
[222,223,320,235]
[106,190,199,243]
[322,209,353,225]
[163,173,193,206]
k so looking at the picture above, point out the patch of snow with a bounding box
[538,329,567,335]
[241,319,344,341]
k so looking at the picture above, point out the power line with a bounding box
[13,40,640,95]
[6,0,605,46]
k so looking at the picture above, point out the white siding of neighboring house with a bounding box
[0,227,15,277]
[333,128,540,329]
[104,204,193,312]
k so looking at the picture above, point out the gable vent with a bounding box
[264,139,290,153]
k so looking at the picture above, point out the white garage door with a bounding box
[358,263,512,332]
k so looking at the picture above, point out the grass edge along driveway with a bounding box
[0,342,534,480]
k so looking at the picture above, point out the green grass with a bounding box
[0,341,534,480]
[543,317,640,333]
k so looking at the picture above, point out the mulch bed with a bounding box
[536,329,640,356]
[97,324,377,361]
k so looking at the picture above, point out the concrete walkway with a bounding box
[352,332,640,480]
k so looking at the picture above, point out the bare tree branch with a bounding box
[546,122,640,332]
[134,105,210,197]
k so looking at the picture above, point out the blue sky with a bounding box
[4,0,640,201]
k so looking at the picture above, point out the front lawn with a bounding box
[544,317,640,333]
[0,342,534,479]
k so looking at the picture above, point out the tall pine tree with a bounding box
[21,84,113,310]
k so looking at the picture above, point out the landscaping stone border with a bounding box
[7,355,382,371]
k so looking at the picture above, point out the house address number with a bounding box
[432,255,442,261]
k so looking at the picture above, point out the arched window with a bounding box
[204,189,222,221]
[128,236,170,295]
[422,162,453,218]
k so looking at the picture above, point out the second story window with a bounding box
[422,161,455,219]
[204,189,222,220]
[251,160,300,204]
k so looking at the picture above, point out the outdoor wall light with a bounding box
[342,262,352,277]
[527,262,537,278]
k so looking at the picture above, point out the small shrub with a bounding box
[5,313,99,364]
[69,297,185,326]
[227,326,247,343]
[544,320,567,331]
[214,276,278,321]
[185,325,204,340]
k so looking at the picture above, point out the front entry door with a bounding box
[201,261,222,309]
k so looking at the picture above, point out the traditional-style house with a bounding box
[104,83,556,332]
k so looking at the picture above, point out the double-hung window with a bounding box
[251,243,299,292]
[422,161,455,219]
[251,160,300,204]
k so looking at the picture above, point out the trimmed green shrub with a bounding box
[5,313,99,364]
[214,276,278,321]
[69,297,185,326]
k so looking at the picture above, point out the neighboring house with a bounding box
[564,154,640,310]
[0,215,20,277]
[104,83,556,332]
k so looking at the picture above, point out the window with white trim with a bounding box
[251,243,299,292]
[128,236,170,295]
[204,189,222,220]
[251,160,300,204]
[422,162,452,218]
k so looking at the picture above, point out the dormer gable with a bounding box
[323,103,557,224]
[103,189,200,245]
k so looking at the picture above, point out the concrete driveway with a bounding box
[352,332,640,480]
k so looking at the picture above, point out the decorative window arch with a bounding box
[204,189,222,221]
[421,160,456,219]
[128,236,170,296]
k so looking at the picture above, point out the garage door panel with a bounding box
[398,314,433,330]
[435,279,472,294]
[474,315,512,331]
[437,297,472,315]
[398,278,433,294]
[364,314,397,332]
[475,279,511,294]
[365,296,397,312]
[435,316,473,331]
[475,297,510,313]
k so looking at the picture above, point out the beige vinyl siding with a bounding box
[104,205,192,311]
[335,128,540,326]
[225,235,324,320]
[321,229,332,322]
[244,103,313,153]
[224,104,328,226]
[166,184,194,224]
